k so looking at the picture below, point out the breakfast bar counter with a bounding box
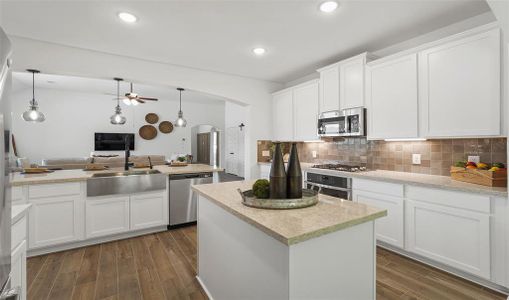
[192,180,386,299]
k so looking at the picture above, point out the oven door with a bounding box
[306,181,352,200]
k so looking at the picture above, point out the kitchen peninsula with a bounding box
[192,181,387,300]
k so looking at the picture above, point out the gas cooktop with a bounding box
[311,164,367,172]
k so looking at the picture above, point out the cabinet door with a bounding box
[272,90,294,141]
[319,66,340,113]
[366,54,419,139]
[11,240,26,300]
[130,192,168,230]
[86,196,129,239]
[293,81,319,141]
[353,190,404,248]
[406,200,490,279]
[420,29,500,137]
[29,196,81,249]
[340,57,365,109]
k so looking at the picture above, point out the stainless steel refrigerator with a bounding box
[0,27,18,300]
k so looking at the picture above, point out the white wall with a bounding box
[7,36,282,178]
[11,87,225,163]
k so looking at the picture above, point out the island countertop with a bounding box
[192,180,387,245]
[10,164,223,186]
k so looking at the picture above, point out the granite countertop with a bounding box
[12,203,31,224]
[10,164,223,186]
[192,180,387,246]
[305,168,508,197]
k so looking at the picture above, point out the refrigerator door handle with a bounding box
[0,286,20,300]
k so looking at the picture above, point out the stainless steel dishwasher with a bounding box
[169,172,213,228]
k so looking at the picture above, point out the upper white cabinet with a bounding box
[318,53,374,113]
[366,54,419,139]
[293,81,319,141]
[419,28,500,137]
[318,65,340,113]
[272,90,294,141]
[272,80,319,141]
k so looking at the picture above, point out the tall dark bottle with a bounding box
[286,143,302,198]
[270,142,287,199]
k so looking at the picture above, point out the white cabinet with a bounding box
[272,90,294,141]
[353,190,404,248]
[293,81,319,141]
[85,195,130,239]
[366,53,419,139]
[406,199,490,279]
[28,194,82,249]
[11,240,26,300]
[272,80,319,141]
[339,53,372,109]
[130,192,168,230]
[420,28,500,137]
[318,65,340,113]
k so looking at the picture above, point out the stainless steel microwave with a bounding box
[317,107,366,137]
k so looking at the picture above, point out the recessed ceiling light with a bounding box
[319,1,338,13]
[118,12,137,23]
[252,48,266,56]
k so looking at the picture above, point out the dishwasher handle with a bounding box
[169,172,213,180]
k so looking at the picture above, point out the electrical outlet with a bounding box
[312,151,317,158]
[468,156,480,164]
[412,154,421,165]
[262,150,270,157]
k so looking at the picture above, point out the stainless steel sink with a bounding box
[87,169,166,197]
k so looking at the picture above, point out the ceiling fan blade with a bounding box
[138,97,158,101]
[137,99,146,104]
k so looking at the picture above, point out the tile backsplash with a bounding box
[257,138,507,176]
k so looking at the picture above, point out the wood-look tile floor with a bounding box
[27,226,507,300]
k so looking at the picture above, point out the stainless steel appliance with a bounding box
[191,125,220,168]
[169,172,213,227]
[305,164,367,200]
[0,28,18,299]
[86,170,166,197]
[317,107,366,137]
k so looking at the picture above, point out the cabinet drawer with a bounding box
[406,186,489,213]
[12,216,26,251]
[29,182,81,199]
[352,178,404,197]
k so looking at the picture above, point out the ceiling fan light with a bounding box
[122,98,131,106]
[132,100,139,106]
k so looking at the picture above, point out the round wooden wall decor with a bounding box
[159,121,174,134]
[145,113,159,124]
[139,125,158,140]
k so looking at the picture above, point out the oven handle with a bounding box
[305,181,352,192]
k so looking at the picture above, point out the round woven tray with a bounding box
[145,113,159,124]
[159,121,174,134]
[238,188,318,210]
[139,125,157,140]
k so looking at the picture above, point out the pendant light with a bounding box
[175,87,187,127]
[110,78,126,125]
[22,69,45,122]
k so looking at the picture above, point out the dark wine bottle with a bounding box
[286,143,302,198]
[270,142,287,199]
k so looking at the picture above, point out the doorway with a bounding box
[225,126,245,177]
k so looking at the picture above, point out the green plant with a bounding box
[177,156,186,162]
[252,179,270,199]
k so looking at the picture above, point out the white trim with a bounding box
[271,78,319,96]
[196,276,214,300]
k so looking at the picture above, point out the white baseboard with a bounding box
[28,226,168,257]
[196,276,214,300]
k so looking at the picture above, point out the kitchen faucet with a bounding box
[124,136,132,171]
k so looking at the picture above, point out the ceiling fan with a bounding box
[111,82,158,106]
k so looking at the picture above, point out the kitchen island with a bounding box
[192,181,386,300]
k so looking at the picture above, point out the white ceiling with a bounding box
[1,0,492,83]
[12,72,227,105]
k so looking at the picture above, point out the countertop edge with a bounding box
[192,186,387,246]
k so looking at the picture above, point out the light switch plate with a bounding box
[262,150,270,157]
[412,154,421,165]
[468,156,480,164]
[312,151,317,158]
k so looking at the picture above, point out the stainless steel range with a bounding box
[305,164,367,200]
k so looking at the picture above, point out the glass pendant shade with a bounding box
[23,69,45,122]
[111,78,126,125]
[174,88,187,127]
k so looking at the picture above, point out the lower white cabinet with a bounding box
[11,240,26,300]
[86,195,130,239]
[130,192,168,230]
[406,199,491,279]
[353,190,404,248]
[28,195,82,249]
